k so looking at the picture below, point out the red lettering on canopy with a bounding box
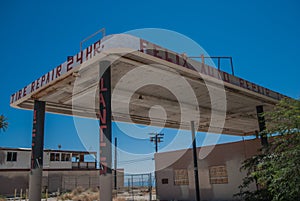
[41,75,46,87]
[51,69,55,81]
[31,81,35,92]
[36,78,40,90]
[67,56,74,72]
[245,80,250,90]
[252,83,258,92]
[94,40,101,56]
[153,48,162,59]
[10,94,15,104]
[55,65,62,78]
[165,51,173,63]
[140,39,149,53]
[266,88,270,96]
[223,72,230,82]
[86,45,93,60]
[23,86,27,97]
[18,90,22,100]
[76,51,83,64]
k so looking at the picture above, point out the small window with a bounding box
[162,178,168,184]
[174,169,189,185]
[7,152,17,162]
[50,153,60,161]
[61,153,71,161]
[209,165,228,184]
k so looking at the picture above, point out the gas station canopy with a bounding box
[10,34,285,136]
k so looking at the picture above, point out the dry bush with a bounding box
[59,187,99,201]
[0,198,5,201]
[113,198,126,201]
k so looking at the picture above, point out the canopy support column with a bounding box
[29,100,45,201]
[191,121,201,201]
[256,105,268,147]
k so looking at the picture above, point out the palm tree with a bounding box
[0,115,8,132]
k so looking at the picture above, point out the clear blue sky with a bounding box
[0,0,299,173]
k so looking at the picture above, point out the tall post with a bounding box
[149,173,152,201]
[99,61,112,201]
[191,121,200,201]
[114,137,117,190]
[256,105,268,147]
[155,135,158,153]
[29,100,45,201]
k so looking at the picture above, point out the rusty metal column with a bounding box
[256,105,268,147]
[29,100,45,201]
[191,121,200,201]
[99,61,112,201]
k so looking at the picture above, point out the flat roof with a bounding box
[0,147,96,155]
[10,34,285,136]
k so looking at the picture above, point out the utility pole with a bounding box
[149,133,164,153]
[149,132,164,201]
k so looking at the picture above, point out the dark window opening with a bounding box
[50,153,60,161]
[7,152,17,162]
[162,178,168,184]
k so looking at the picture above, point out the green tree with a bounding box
[235,98,300,201]
[0,115,8,132]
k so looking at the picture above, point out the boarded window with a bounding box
[50,153,60,161]
[209,165,228,184]
[174,169,189,185]
[7,152,17,161]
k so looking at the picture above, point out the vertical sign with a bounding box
[99,61,112,175]
[31,100,45,169]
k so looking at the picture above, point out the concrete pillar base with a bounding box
[29,168,43,200]
[100,173,112,201]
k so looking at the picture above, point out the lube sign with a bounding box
[139,39,285,101]
[98,63,112,175]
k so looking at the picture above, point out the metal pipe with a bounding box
[80,28,106,51]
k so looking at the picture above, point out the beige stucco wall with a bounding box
[0,150,31,169]
[0,170,100,196]
[155,139,261,201]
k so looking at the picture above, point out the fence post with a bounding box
[13,189,17,201]
[25,189,28,201]
[19,189,22,201]
[149,173,152,201]
[46,188,48,201]
[131,175,134,201]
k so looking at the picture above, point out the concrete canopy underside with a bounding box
[10,35,283,136]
